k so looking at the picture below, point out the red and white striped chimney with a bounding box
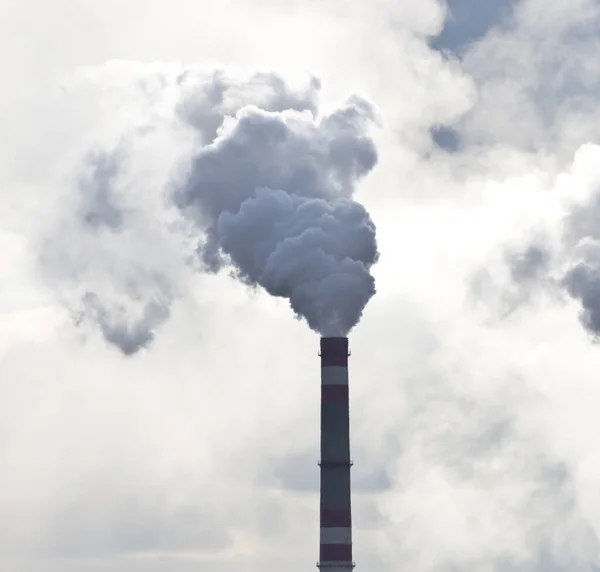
[318,336,354,570]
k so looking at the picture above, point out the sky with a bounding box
[4,0,600,570]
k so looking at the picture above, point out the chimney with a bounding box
[318,336,354,570]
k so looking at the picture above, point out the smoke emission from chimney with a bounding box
[41,68,380,352]
[175,94,379,336]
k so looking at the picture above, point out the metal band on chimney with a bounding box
[318,337,354,570]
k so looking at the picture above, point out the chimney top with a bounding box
[320,337,349,363]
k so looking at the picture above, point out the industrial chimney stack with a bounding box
[318,336,354,570]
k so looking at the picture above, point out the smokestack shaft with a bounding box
[319,337,354,570]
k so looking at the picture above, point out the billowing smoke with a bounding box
[175,94,379,336]
[42,67,379,352]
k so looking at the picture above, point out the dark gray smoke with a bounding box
[42,69,379,353]
[175,94,379,336]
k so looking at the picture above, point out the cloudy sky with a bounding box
[4,0,600,570]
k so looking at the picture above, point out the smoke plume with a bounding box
[175,94,379,336]
[42,68,380,352]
